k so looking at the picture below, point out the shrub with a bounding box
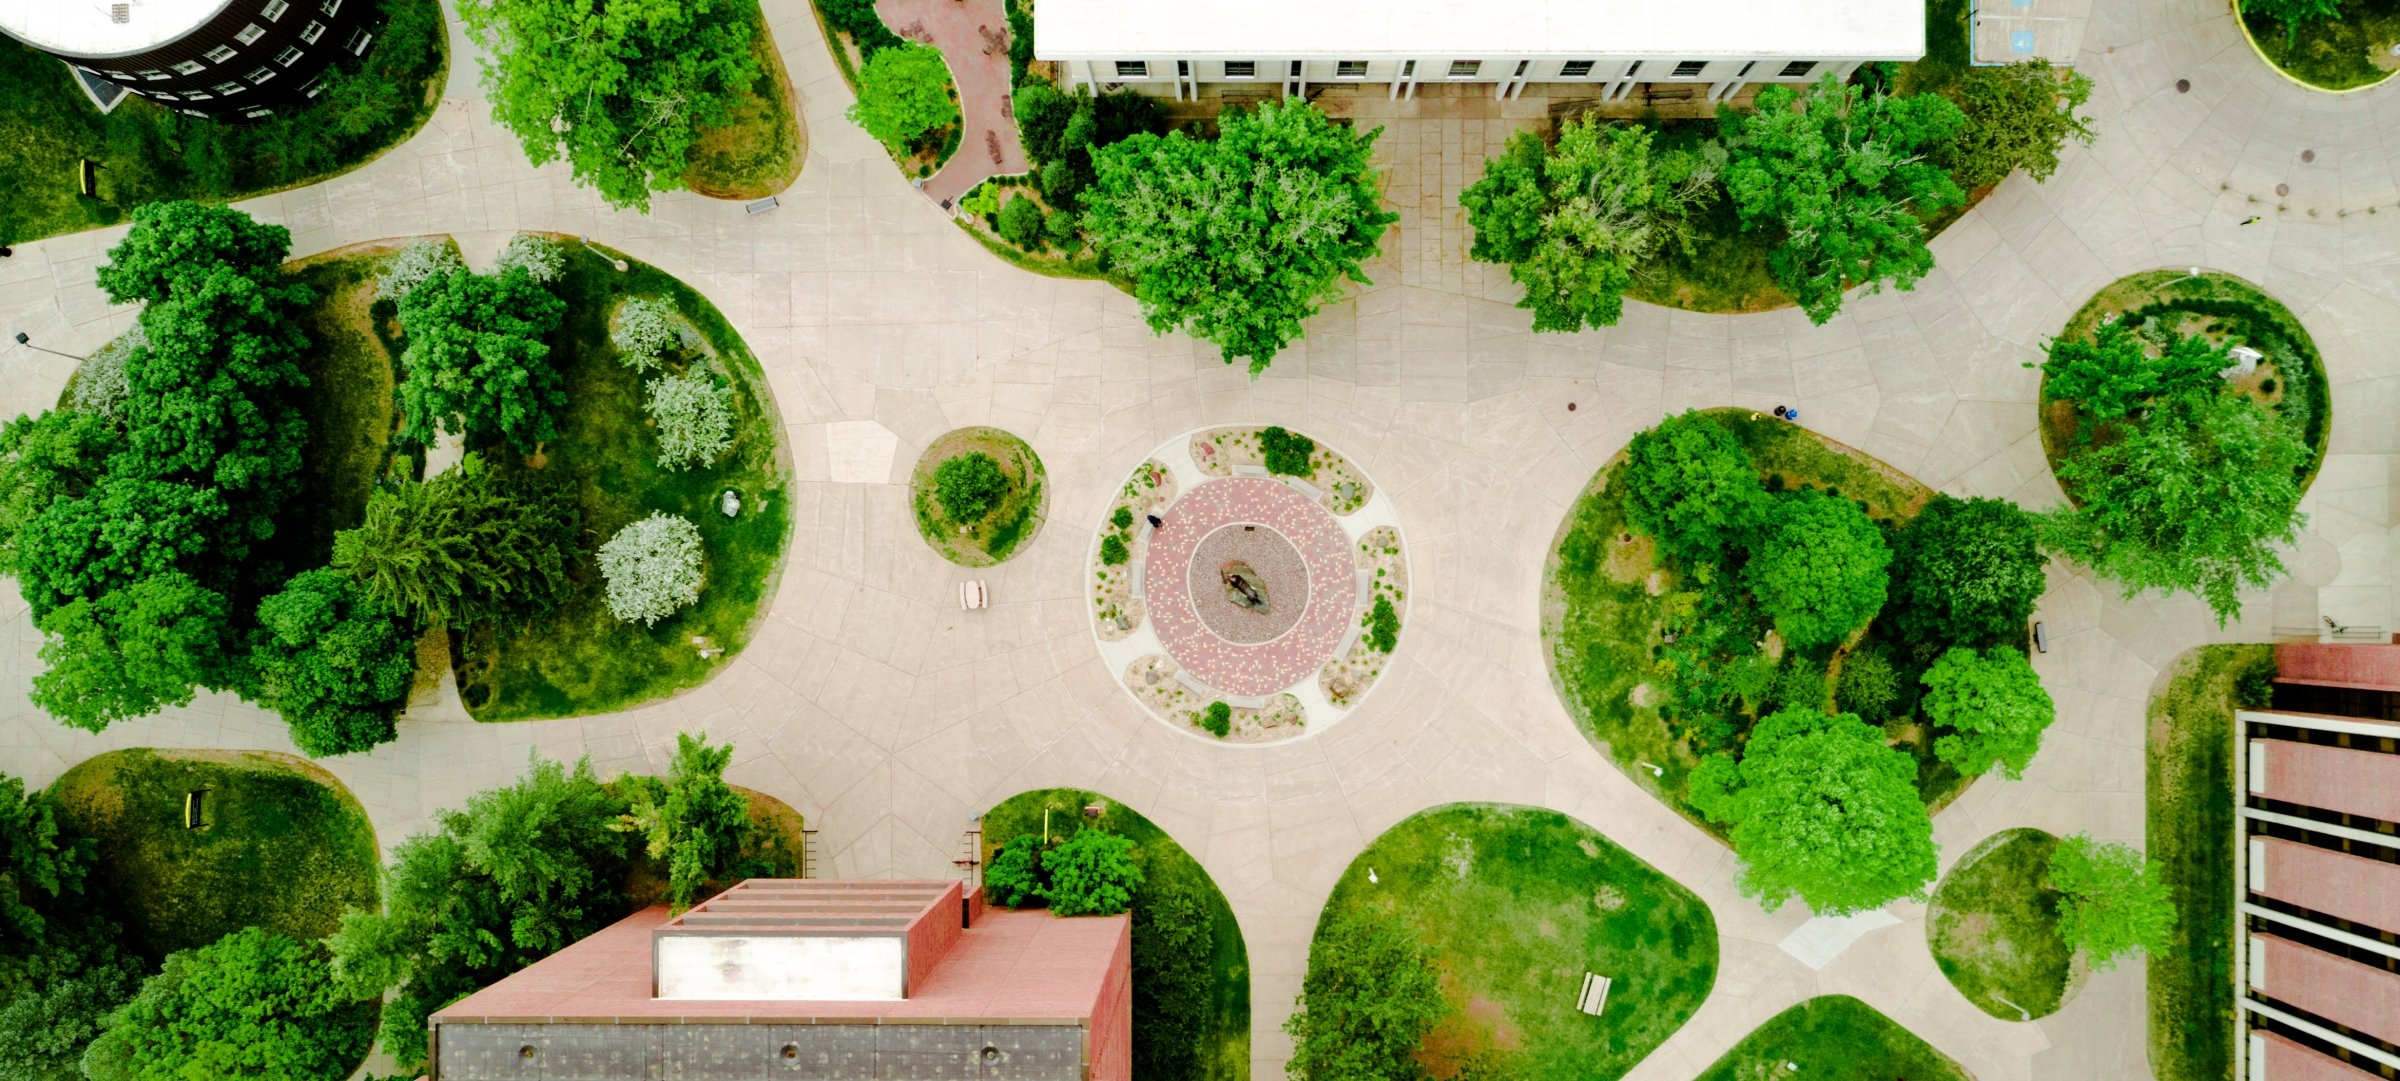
[1922,647,2057,780]
[1038,829,1142,916]
[610,297,683,372]
[1772,663,1826,712]
[70,327,139,420]
[1259,426,1314,477]
[818,0,902,54]
[1365,594,1399,653]
[933,451,1009,523]
[1620,410,1767,566]
[1099,534,1129,565]
[331,471,581,628]
[253,569,418,758]
[1889,495,2048,651]
[83,927,374,1081]
[491,234,565,284]
[1044,206,1081,251]
[848,43,959,151]
[395,266,568,452]
[644,369,737,470]
[1834,649,1901,722]
[1938,60,2096,191]
[1199,700,1231,738]
[996,194,1045,249]
[2046,833,2176,971]
[597,513,706,626]
[1110,506,1134,531]
[984,834,1045,907]
[613,732,753,913]
[1744,491,1892,650]
[374,238,461,302]
[1285,911,1448,1081]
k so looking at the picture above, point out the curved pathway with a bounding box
[1,1,2397,1079]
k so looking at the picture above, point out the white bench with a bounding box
[1225,696,1266,710]
[1577,973,1612,1016]
[1174,669,1214,697]
[1129,562,1146,600]
[1355,571,1373,609]
[1284,476,1320,498]
[1232,463,1269,477]
[1334,622,1361,658]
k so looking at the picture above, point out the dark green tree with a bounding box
[1259,426,1315,476]
[1744,491,1891,649]
[457,0,762,210]
[0,771,91,948]
[1284,911,1448,1081]
[983,834,1046,907]
[0,411,121,576]
[1889,494,2047,650]
[1689,708,1937,914]
[1083,100,1395,373]
[2041,320,2228,426]
[847,42,958,152]
[396,267,569,453]
[253,569,419,758]
[1938,60,2096,190]
[0,927,144,1081]
[1039,829,1142,916]
[2046,833,2176,970]
[29,573,233,733]
[1619,410,1767,565]
[331,470,581,628]
[93,201,294,303]
[613,732,754,912]
[82,927,375,1081]
[932,451,1009,522]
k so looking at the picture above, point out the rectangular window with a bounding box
[247,66,274,83]
[184,90,211,99]
[1779,60,1816,77]
[1624,60,1642,77]
[1448,59,1481,78]
[300,20,324,42]
[244,107,272,119]
[1115,60,1147,77]
[321,0,341,12]
[302,75,324,97]
[345,28,372,53]
[1400,59,1416,77]
[1560,60,1594,78]
[1223,60,1255,78]
[213,81,244,94]
[276,46,303,65]
[140,68,169,79]
[1176,59,1189,77]
[149,90,178,100]
[234,22,264,44]
[262,0,288,19]
[1336,60,1368,78]
[100,68,131,79]
[1671,59,1706,77]
[173,59,207,74]
[205,44,237,62]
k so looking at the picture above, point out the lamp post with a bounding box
[10,333,81,360]
[570,234,630,273]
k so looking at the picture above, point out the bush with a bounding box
[1745,491,1891,650]
[491,234,565,284]
[1044,207,1082,252]
[1259,426,1314,476]
[614,732,753,913]
[83,927,374,1081]
[1939,60,2095,191]
[1835,650,1901,722]
[394,266,568,452]
[331,470,581,628]
[1110,506,1134,531]
[1889,495,2048,651]
[253,569,418,758]
[1003,0,1035,87]
[1620,410,1767,566]
[374,238,461,302]
[1199,700,1231,738]
[597,513,706,626]
[848,43,959,151]
[984,834,1045,907]
[1772,663,1826,712]
[644,369,737,471]
[1285,911,1448,1081]
[1099,534,1129,565]
[1922,647,2056,780]
[818,0,902,54]
[933,451,1009,523]
[2046,833,2176,971]
[1366,594,1399,653]
[610,297,683,372]
[1038,829,1142,916]
[996,194,1045,250]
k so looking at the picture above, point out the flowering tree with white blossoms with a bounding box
[598,512,706,625]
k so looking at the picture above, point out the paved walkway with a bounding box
[875,0,1027,207]
[1,0,2397,1078]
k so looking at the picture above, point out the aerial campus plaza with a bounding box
[3,0,2400,1078]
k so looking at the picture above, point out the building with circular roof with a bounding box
[0,0,382,119]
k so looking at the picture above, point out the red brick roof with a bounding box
[2257,934,2400,1047]
[2257,840,2400,936]
[2276,644,2400,692]
[2256,1031,2379,1081]
[2254,740,2400,824]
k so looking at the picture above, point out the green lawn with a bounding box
[2241,0,2400,90]
[982,789,1250,1081]
[0,0,445,246]
[1928,828,2074,1020]
[2147,645,2269,1081]
[256,245,407,575]
[455,241,794,721]
[1695,996,1971,1081]
[47,748,381,962]
[1313,803,1717,1081]
[684,8,807,199]
[1544,408,1956,834]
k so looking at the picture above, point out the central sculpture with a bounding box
[1221,560,1269,612]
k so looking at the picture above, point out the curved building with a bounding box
[0,0,382,119]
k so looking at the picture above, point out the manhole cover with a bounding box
[2277,183,2290,197]
[2176,78,2191,93]
[2302,149,2316,163]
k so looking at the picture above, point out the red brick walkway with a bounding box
[1146,478,1356,697]
[873,0,1029,208]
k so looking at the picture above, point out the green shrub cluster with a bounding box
[933,452,1009,524]
[1365,595,1400,653]
[1259,426,1315,477]
[1099,534,1129,565]
[1199,700,1232,738]
[980,829,1144,916]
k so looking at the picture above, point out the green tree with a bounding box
[613,732,754,913]
[996,194,1045,249]
[1889,494,2048,650]
[1366,594,1400,653]
[2041,320,2228,426]
[1834,648,1902,721]
[1938,60,2096,190]
[328,754,627,1072]
[1284,911,1448,1081]
[457,0,762,210]
[395,267,569,453]
[983,833,1045,907]
[93,201,293,303]
[2045,833,2176,971]
[1099,534,1129,565]
[1259,426,1315,476]
[1084,100,1396,373]
[1744,491,1891,650]
[0,930,143,1081]
[1039,829,1142,916]
[1129,880,1213,1081]
[0,411,120,576]
[1688,708,1937,914]
[1199,700,1232,738]
[252,569,419,758]
[2046,391,2306,624]
[1461,118,1713,332]
[933,451,1009,522]
[1920,647,2056,779]
[1720,75,1966,323]
[848,43,959,151]
[2245,0,2344,41]
[83,928,374,1081]
[331,470,581,628]
[0,772,90,949]
[30,573,232,733]
[1619,410,1767,565]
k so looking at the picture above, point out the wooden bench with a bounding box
[1577,972,1612,1016]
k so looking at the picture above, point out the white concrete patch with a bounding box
[824,421,900,484]
[656,934,905,1001]
[1777,909,1903,971]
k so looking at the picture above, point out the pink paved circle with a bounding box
[1147,477,1355,697]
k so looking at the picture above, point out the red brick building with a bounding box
[427,880,1132,1081]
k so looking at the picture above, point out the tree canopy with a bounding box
[613,732,754,912]
[1284,911,1448,1081]
[1888,494,2048,650]
[2041,320,2229,426]
[456,0,762,210]
[1038,829,1143,917]
[395,267,569,453]
[82,927,374,1081]
[1689,708,1937,914]
[1619,410,1767,565]
[1083,100,1396,373]
[1938,60,2096,191]
[252,569,419,757]
[1720,74,1966,323]
[2045,833,2176,971]
[29,572,233,732]
[331,470,581,629]
[1920,647,2056,779]
[847,43,958,151]
[1744,491,1891,650]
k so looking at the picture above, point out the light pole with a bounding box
[570,234,630,273]
[10,333,81,361]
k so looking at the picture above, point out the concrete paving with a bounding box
[0,0,2396,1077]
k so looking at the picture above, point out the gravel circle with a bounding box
[1187,524,1311,644]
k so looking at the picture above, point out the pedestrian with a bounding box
[1785,407,1801,422]
[1773,405,1788,418]
[2241,216,2261,226]
[1146,513,1163,529]
[0,246,11,258]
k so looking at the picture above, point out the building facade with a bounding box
[0,0,381,119]
[2237,644,2400,1080]
[1034,0,1923,102]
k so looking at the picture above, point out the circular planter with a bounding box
[909,426,1048,566]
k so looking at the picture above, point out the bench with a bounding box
[744,196,779,214]
[1225,696,1267,710]
[1129,562,1146,600]
[1174,669,1215,697]
[1232,463,1269,477]
[1284,476,1321,498]
[1577,973,1612,1016]
[1355,571,1373,609]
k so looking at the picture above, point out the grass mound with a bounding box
[684,10,807,199]
[455,242,793,721]
[1313,803,1717,1080]
[982,789,1249,1081]
[910,427,1048,566]
[48,749,380,962]
[1695,996,1971,1081]
[1928,828,2075,1020]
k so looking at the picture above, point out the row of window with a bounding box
[1112,57,1818,80]
[96,0,346,84]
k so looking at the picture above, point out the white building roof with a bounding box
[1036,0,1925,60]
[0,0,233,59]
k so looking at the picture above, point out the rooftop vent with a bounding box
[110,4,130,22]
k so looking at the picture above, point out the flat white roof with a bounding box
[0,0,233,59]
[1036,0,1924,60]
